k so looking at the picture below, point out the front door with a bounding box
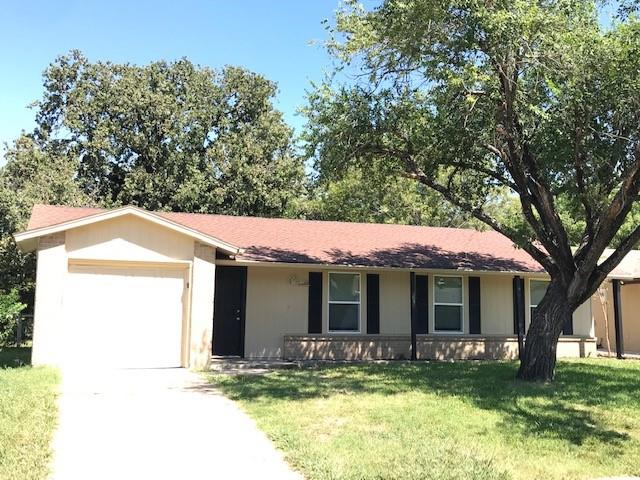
[212,266,247,356]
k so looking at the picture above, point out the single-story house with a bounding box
[15,204,602,369]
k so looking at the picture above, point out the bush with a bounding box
[0,290,26,346]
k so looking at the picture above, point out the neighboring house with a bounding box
[592,250,640,356]
[15,204,599,370]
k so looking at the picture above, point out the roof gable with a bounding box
[15,205,241,255]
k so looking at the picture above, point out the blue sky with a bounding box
[0,0,344,164]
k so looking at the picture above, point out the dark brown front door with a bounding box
[212,266,247,357]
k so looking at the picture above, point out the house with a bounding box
[15,204,598,370]
[592,250,640,356]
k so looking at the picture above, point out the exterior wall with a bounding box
[379,271,411,334]
[480,275,513,334]
[66,215,195,262]
[189,243,216,368]
[243,267,595,359]
[30,211,599,366]
[593,282,640,354]
[244,266,310,358]
[31,233,67,366]
[523,277,593,336]
[572,300,594,337]
[283,335,596,360]
[243,267,414,358]
[31,214,207,368]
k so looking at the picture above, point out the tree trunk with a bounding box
[517,281,573,382]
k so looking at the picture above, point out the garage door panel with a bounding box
[64,264,186,369]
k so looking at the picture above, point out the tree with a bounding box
[34,50,305,216]
[0,289,26,346]
[1,52,306,310]
[305,0,640,380]
[306,164,490,227]
[0,135,92,305]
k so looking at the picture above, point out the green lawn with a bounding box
[213,359,640,480]
[0,348,58,480]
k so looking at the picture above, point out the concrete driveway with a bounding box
[50,368,301,480]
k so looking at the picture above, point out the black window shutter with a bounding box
[308,272,323,334]
[415,275,428,334]
[366,274,380,334]
[562,318,573,335]
[512,277,525,335]
[469,276,481,334]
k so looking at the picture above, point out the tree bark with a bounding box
[517,281,573,382]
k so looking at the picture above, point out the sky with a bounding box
[0,0,345,164]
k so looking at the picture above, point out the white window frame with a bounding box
[327,272,361,334]
[433,274,464,334]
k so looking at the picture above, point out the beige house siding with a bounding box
[27,213,597,365]
[522,277,593,336]
[31,214,215,368]
[66,215,195,262]
[243,268,416,358]
[379,271,411,334]
[571,300,594,337]
[593,282,640,354]
[480,275,514,334]
[244,266,310,358]
[31,233,67,366]
[243,267,595,359]
[189,243,216,368]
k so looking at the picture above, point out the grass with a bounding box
[213,359,640,480]
[0,348,58,480]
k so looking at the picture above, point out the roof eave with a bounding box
[13,206,241,255]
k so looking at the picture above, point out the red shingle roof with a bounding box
[25,204,544,273]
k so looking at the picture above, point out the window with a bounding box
[530,279,549,319]
[328,273,360,332]
[434,276,463,332]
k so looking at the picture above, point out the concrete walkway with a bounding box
[50,368,302,480]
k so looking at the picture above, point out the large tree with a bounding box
[0,135,92,305]
[305,0,640,380]
[34,50,305,216]
[306,163,502,228]
[0,51,307,307]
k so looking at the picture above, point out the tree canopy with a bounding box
[305,0,640,380]
[34,50,305,216]
[0,51,307,303]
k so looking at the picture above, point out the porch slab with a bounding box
[210,356,301,375]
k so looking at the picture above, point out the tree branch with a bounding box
[401,166,553,272]
[578,150,640,273]
[587,223,640,295]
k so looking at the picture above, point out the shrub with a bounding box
[0,290,26,346]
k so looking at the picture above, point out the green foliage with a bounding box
[0,134,92,302]
[307,166,485,227]
[0,51,307,307]
[0,290,26,346]
[35,50,305,216]
[306,1,640,378]
[306,0,640,258]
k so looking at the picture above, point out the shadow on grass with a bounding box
[0,347,31,368]
[210,360,640,447]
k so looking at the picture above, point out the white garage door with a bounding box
[63,264,186,369]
